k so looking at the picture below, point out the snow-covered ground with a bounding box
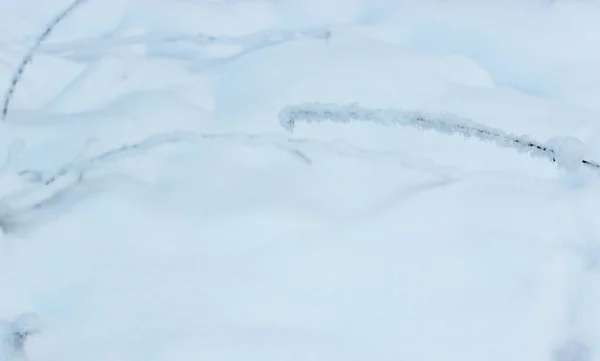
[1,0,600,360]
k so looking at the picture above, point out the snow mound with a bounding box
[546,136,588,172]
[48,54,212,113]
[212,35,494,131]
[2,2,600,361]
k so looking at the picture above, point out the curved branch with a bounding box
[2,0,90,120]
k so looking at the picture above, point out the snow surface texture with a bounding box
[2,0,600,361]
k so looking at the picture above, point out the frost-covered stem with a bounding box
[2,0,90,120]
[279,102,600,170]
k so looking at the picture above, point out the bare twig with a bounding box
[2,0,90,120]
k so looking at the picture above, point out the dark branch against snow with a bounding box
[2,0,90,120]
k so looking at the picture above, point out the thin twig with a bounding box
[2,0,90,120]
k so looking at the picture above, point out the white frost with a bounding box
[546,136,588,172]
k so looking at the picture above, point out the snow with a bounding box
[212,34,495,132]
[0,313,40,361]
[1,1,600,361]
[547,136,588,172]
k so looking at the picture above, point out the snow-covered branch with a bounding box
[42,27,330,55]
[279,102,600,172]
[0,130,314,234]
[41,26,330,70]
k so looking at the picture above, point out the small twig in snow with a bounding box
[2,0,90,120]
